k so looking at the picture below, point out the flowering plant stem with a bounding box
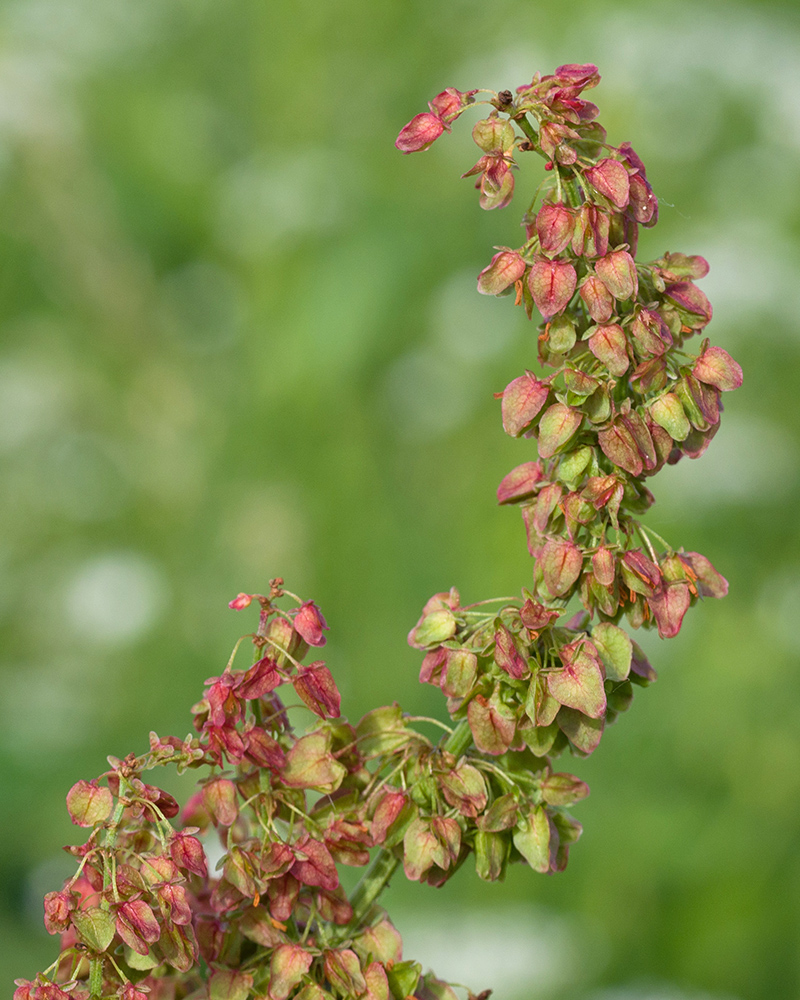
[17,62,741,1000]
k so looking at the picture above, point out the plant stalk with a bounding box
[344,719,474,935]
[346,849,401,932]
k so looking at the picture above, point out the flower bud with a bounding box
[474,830,509,882]
[228,593,253,610]
[43,890,74,935]
[293,600,329,646]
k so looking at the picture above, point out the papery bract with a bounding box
[203,777,238,827]
[584,158,629,208]
[395,113,445,153]
[541,538,582,597]
[579,274,614,323]
[43,891,73,935]
[595,250,638,300]
[477,250,526,295]
[547,640,606,718]
[500,372,550,437]
[66,780,113,827]
[588,323,629,376]
[268,944,314,1000]
[169,830,208,878]
[293,662,341,718]
[496,461,544,504]
[536,202,575,257]
[537,403,582,458]
[290,836,339,891]
[693,344,743,391]
[429,87,476,122]
[294,601,329,646]
[116,900,160,955]
[528,258,577,317]
[467,693,516,755]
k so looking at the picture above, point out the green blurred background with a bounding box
[2,0,799,997]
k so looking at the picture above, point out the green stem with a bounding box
[514,114,540,151]
[444,718,473,757]
[347,850,401,932]
[344,722,474,937]
[89,958,103,998]
[344,719,475,935]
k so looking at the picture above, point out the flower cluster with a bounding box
[400,65,741,807]
[19,581,484,1000]
[20,63,739,1000]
